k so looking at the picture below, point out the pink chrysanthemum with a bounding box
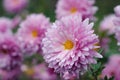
[56,0,97,20]
[3,0,29,13]
[101,55,120,80]
[99,14,116,35]
[17,14,51,56]
[42,14,102,79]
[0,33,22,71]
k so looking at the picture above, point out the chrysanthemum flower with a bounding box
[3,0,29,13]
[42,14,102,79]
[56,0,97,20]
[21,63,57,80]
[101,55,120,79]
[99,14,116,35]
[0,17,12,33]
[0,33,22,71]
[17,14,51,56]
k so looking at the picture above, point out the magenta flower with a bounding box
[101,55,120,79]
[0,33,22,80]
[42,14,102,79]
[56,0,97,20]
[99,14,116,35]
[17,14,51,56]
[3,0,29,13]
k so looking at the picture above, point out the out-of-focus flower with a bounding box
[0,17,21,33]
[101,55,120,79]
[100,37,110,53]
[114,5,120,17]
[17,14,51,56]
[0,17,12,33]
[56,0,97,20]
[114,5,120,26]
[21,63,57,80]
[3,0,29,14]
[11,16,21,29]
[0,33,22,70]
[0,67,21,80]
[99,14,116,35]
[114,5,120,46]
[42,14,102,79]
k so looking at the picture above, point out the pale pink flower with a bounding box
[114,5,120,17]
[0,17,12,33]
[42,14,102,79]
[99,14,116,35]
[56,0,97,20]
[114,5,120,46]
[17,14,51,56]
[102,55,120,79]
[3,0,29,13]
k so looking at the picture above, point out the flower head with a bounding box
[42,14,102,79]
[114,5,120,17]
[56,0,97,20]
[0,33,22,71]
[3,0,29,13]
[17,14,51,56]
[101,55,120,79]
[0,17,12,33]
[99,14,116,35]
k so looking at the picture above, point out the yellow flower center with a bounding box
[24,68,34,76]
[70,7,77,13]
[63,40,74,50]
[32,30,38,38]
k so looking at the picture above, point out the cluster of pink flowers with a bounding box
[4,0,120,80]
[0,0,103,79]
